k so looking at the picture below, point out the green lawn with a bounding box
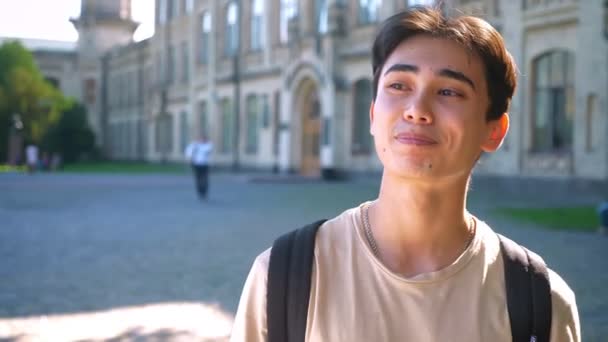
[61,161,189,174]
[495,206,599,233]
[0,164,27,173]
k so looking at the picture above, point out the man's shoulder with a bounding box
[259,205,361,261]
[483,227,578,316]
[547,267,576,312]
[317,205,361,237]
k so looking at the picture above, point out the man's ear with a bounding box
[369,101,375,136]
[481,113,509,152]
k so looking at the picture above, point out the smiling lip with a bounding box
[394,133,438,146]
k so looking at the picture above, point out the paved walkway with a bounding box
[0,172,606,341]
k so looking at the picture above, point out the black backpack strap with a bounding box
[267,220,326,342]
[498,234,552,342]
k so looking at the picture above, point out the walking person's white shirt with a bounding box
[184,140,213,165]
[26,144,39,167]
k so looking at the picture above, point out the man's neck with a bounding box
[368,173,474,277]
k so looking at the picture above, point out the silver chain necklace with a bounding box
[362,203,380,256]
[362,202,476,258]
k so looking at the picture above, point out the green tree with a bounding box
[0,40,68,162]
[42,102,95,163]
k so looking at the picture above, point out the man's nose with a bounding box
[403,93,434,125]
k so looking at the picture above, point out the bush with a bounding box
[42,102,96,163]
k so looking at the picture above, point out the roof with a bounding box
[0,37,77,52]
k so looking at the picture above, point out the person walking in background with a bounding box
[184,135,213,200]
[25,144,39,174]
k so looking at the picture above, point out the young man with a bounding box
[231,7,580,341]
[184,135,213,199]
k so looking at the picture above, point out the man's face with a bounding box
[370,35,507,182]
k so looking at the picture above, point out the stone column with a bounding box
[320,0,347,179]
[574,0,608,179]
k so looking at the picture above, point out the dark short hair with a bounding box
[371,6,517,121]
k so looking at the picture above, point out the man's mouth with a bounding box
[394,133,438,145]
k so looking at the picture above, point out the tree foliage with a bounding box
[43,102,96,163]
[0,40,69,162]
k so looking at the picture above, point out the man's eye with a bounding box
[389,83,406,91]
[438,89,461,97]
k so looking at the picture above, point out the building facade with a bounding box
[12,0,608,180]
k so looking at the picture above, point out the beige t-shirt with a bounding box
[231,204,580,342]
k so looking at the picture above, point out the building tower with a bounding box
[70,0,139,148]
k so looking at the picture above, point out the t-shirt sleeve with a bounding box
[230,249,271,342]
[548,269,581,342]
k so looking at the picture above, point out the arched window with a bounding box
[532,50,575,153]
[225,2,239,56]
[251,0,265,50]
[199,11,211,64]
[246,95,259,154]
[280,0,297,43]
[352,79,373,155]
[359,0,382,24]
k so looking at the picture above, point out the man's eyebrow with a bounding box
[438,68,476,91]
[383,63,419,76]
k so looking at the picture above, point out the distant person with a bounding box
[40,152,50,171]
[50,153,62,171]
[184,135,213,200]
[231,6,579,342]
[25,144,39,173]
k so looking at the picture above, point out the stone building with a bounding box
[8,0,608,180]
[138,0,607,180]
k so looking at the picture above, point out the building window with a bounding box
[125,72,131,106]
[156,52,163,84]
[199,101,208,137]
[181,41,189,83]
[280,0,297,43]
[261,94,270,128]
[185,0,194,13]
[172,0,180,18]
[156,114,174,154]
[359,0,381,24]
[352,79,372,154]
[273,91,280,156]
[199,11,211,64]
[167,45,176,84]
[316,0,328,34]
[225,2,239,56]
[251,0,265,51]
[180,111,189,150]
[532,50,575,153]
[220,98,233,153]
[45,76,60,89]
[85,78,96,104]
[408,0,434,6]
[159,0,167,24]
[523,0,542,10]
[246,95,259,154]
[167,0,174,19]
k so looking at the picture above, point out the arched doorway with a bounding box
[295,79,321,177]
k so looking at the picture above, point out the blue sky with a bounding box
[0,0,155,42]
